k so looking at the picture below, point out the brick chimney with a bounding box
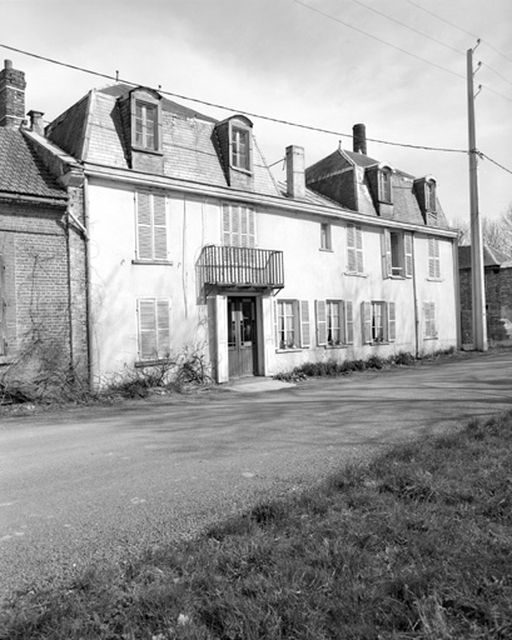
[0,59,26,128]
[286,145,305,199]
[353,123,367,155]
[27,109,44,135]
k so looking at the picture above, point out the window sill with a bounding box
[230,164,253,176]
[365,341,391,346]
[275,348,304,353]
[426,277,443,282]
[324,344,348,349]
[319,248,333,253]
[132,259,174,266]
[131,145,163,157]
[389,274,406,280]
[344,271,368,278]
[135,358,172,368]
[423,335,439,340]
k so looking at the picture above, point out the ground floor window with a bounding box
[275,299,310,349]
[362,301,396,344]
[315,300,353,346]
[423,301,437,338]
[137,298,170,360]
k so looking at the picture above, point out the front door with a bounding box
[228,297,257,378]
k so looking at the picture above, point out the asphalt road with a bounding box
[1,350,511,603]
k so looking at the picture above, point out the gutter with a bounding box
[83,177,94,390]
[83,162,458,239]
[0,191,67,207]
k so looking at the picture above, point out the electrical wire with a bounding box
[292,0,465,79]
[479,152,512,176]
[0,42,469,155]
[481,63,512,88]
[348,0,463,55]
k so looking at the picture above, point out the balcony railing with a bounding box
[198,245,284,290]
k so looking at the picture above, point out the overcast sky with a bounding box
[2,0,511,224]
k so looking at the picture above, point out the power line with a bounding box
[404,0,512,65]
[348,0,463,55]
[480,152,512,176]
[292,0,465,79]
[0,42,469,155]
[481,62,512,89]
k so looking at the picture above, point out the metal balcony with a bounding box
[198,245,284,291]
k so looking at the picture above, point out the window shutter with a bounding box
[345,301,354,344]
[381,230,392,278]
[274,299,279,348]
[428,237,436,279]
[434,239,441,279]
[404,232,413,277]
[0,255,6,355]
[248,209,256,247]
[137,192,153,259]
[153,195,167,260]
[156,299,170,357]
[347,224,356,272]
[315,300,327,346]
[355,226,364,273]
[240,207,248,247]
[138,299,157,359]
[223,205,231,245]
[431,302,437,337]
[300,300,311,348]
[361,301,372,344]
[231,206,240,247]
[388,302,396,342]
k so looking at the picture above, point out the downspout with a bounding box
[83,177,94,389]
[65,201,74,378]
[453,237,461,349]
[411,232,419,358]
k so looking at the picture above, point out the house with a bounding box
[0,59,87,393]
[459,245,512,346]
[41,79,459,385]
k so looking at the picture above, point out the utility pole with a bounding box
[467,43,487,351]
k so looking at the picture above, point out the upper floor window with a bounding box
[379,167,393,203]
[136,192,168,261]
[320,222,332,250]
[223,204,255,247]
[346,224,364,274]
[427,236,441,279]
[425,180,436,213]
[231,125,251,171]
[381,230,413,278]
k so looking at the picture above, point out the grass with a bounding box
[2,411,512,639]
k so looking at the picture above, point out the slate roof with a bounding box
[46,85,281,198]
[305,146,449,227]
[0,128,66,200]
[458,245,508,269]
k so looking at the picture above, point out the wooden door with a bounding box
[227,297,257,378]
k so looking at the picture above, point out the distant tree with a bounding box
[452,207,512,260]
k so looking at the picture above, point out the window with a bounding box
[275,299,310,349]
[231,126,251,171]
[381,230,413,278]
[427,236,441,279]
[315,300,353,346]
[425,180,436,212]
[137,298,170,361]
[347,224,364,274]
[320,223,332,250]
[379,168,392,203]
[134,101,158,151]
[0,254,6,356]
[361,301,396,344]
[423,302,437,338]
[136,192,168,261]
[223,204,255,247]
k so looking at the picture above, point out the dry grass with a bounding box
[2,412,512,639]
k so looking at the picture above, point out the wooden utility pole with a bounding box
[467,44,487,351]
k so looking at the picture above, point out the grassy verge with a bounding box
[2,412,512,639]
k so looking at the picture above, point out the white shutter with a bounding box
[347,224,356,272]
[428,237,436,279]
[345,301,354,344]
[138,299,157,359]
[300,300,311,348]
[355,226,364,273]
[248,209,256,247]
[153,195,167,260]
[388,302,396,342]
[381,229,392,278]
[315,300,327,346]
[137,192,153,259]
[361,301,372,344]
[156,299,170,357]
[223,205,231,246]
[404,232,413,278]
[274,299,279,348]
[0,255,6,355]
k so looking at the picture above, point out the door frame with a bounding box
[227,295,258,378]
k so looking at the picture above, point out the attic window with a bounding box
[135,102,158,150]
[230,124,251,172]
[378,167,392,203]
[425,180,436,213]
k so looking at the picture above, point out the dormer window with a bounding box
[231,126,250,171]
[425,179,436,213]
[135,101,158,150]
[378,167,392,203]
[129,87,162,154]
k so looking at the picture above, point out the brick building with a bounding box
[459,245,512,346]
[0,60,87,395]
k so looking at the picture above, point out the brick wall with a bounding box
[0,198,88,388]
[459,266,512,345]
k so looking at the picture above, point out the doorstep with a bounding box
[222,377,295,393]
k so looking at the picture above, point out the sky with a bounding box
[2,0,511,226]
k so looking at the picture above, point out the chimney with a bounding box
[28,110,44,135]
[286,145,305,199]
[0,59,26,128]
[353,123,367,155]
